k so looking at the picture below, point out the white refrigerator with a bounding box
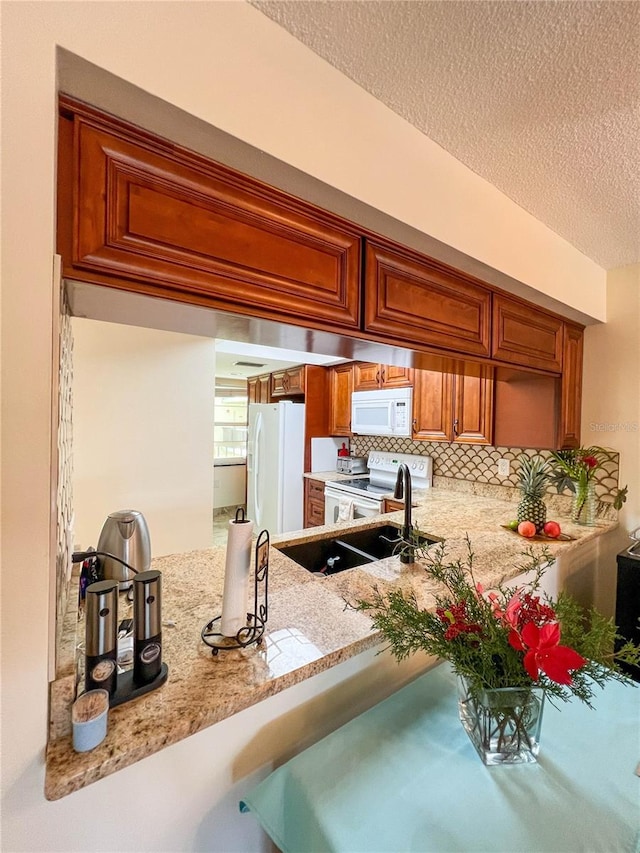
[247,401,306,534]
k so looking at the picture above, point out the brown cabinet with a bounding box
[304,478,326,528]
[248,375,271,403]
[383,498,405,513]
[328,364,354,436]
[271,366,305,398]
[558,323,584,449]
[364,240,492,358]
[492,294,563,372]
[413,366,494,444]
[58,98,361,333]
[353,362,413,391]
[58,100,584,453]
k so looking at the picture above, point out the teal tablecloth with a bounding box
[241,663,640,852]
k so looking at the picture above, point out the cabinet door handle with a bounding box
[380,368,385,384]
[376,370,380,385]
[453,418,460,437]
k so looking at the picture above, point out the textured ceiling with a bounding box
[252,0,640,270]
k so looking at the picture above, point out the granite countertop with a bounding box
[45,488,617,800]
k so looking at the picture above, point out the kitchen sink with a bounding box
[275,537,377,575]
[275,524,437,576]
[333,524,436,560]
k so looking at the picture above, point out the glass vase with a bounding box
[457,677,545,765]
[571,479,596,526]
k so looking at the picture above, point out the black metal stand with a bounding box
[201,528,269,655]
[109,663,169,707]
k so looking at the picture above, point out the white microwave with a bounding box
[351,387,413,437]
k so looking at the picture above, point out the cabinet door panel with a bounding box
[258,376,271,403]
[365,242,491,357]
[353,363,382,390]
[380,365,414,388]
[304,479,326,528]
[271,367,305,398]
[492,295,563,372]
[558,323,583,448]
[270,371,288,397]
[284,366,305,395]
[412,370,454,441]
[329,365,353,436]
[63,107,361,331]
[454,368,494,444]
[247,379,258,404]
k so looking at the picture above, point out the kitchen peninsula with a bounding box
[46,489,617,800]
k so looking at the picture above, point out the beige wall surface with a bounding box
[581,264,640,615]
[72,319,215,556]
[0,2,614,850]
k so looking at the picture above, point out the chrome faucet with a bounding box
[394,463,414,564]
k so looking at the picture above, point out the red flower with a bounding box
[582,455,599,469]
[437,601,482,640]
[511,622,586,685]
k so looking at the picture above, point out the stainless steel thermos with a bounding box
[133,570,162,685]
[85,579,119,696]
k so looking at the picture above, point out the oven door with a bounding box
[324,485,383,525]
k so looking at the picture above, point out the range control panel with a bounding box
[367,452,433,489]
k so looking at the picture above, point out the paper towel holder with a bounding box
[201,525,269,655]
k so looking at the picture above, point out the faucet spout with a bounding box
[394,463,414,563]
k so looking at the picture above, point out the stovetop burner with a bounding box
[335,478,389,496]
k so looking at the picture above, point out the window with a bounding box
[214,386,248,462]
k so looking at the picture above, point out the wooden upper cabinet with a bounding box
[328,364,353,436]
[248,375,272,403]
[58,99,361,332]
[412,370,454,441]
[258,375,271,403]
[412,366,494,444]
[271,366,305,398]
[558,323,584,448]
[364,240,491,357]
[453,368,495,444]
[353,362,413,391]
[492,294,563,372]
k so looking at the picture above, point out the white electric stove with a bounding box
[324,451,432,525]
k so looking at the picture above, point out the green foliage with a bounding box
[355,537,639,707]
[613,485,628,510]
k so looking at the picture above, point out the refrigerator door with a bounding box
[247,402,305,534]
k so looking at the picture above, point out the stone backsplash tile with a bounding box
[55,292,75,677]
[351,436,621,515]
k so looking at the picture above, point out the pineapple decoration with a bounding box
[517,455,550,533]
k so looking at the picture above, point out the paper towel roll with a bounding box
[220,516,254,637]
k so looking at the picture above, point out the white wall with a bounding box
[72,319,215,556]
[581,264,640,615]
[0,2,613,850]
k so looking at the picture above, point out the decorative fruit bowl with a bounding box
[500,524,575,542]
